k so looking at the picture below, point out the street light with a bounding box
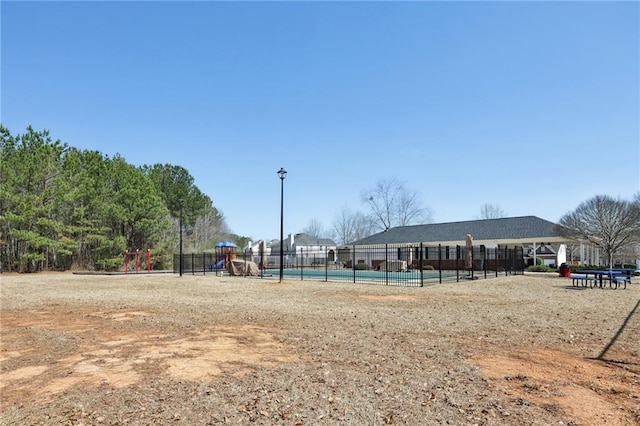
[179,198,184,277]
[277,168,287,282]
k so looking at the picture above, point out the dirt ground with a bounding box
[1,272,639,425]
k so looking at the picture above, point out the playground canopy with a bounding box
[215,241,238,248]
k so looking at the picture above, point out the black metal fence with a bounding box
[173,252,218,275]
[173,244,525,287]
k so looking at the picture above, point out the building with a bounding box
[270,233,338,266]
[345,216,576,267]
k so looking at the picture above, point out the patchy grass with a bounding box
[1,272,639,425]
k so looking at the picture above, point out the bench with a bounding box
[609,275,629,290]
[571,275,595,288]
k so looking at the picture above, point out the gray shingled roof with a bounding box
[271,233,337,249]
[292,233,336,247]
[347,216,564,246]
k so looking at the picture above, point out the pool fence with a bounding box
[173,244,525,287]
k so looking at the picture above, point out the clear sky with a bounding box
[2,1,639,242]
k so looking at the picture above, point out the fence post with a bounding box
[481,245,486,279]
[470,245,475,280]
[300,247,304,280]
[325,247,328,282]
[420,243,424,287]
[352,245,356,284]
[438,244,442,284]
[385,244,389,286]
[456,245,460,282]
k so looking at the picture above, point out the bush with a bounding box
[528,265,556,273]
[421,265,435,270]
[354,263,369,270]
[526,257,545,267]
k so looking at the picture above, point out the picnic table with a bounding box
[573,269,631,289]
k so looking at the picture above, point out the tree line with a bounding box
[0,125,232,272]
[4,125,636,272]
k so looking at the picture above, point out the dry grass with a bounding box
[1,272,639,425]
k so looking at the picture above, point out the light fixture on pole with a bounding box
[179,198,184,277]
[277,168,287,283]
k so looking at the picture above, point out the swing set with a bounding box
[124,249,152,273]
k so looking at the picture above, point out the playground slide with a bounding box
[210,259,225,270]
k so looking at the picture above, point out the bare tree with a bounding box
[361,178,432,231]
[478,203,506,219]
[556,195,640,267]
[331,206,375,245]
[192,206,230,250]
[302,218,324,238]
[168,206,231,254]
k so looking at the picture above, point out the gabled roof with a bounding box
[535,244,557,255]
[347,216,566,246]
[292,233,336,247]
[270,233,337,249]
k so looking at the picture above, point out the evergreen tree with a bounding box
[0,125,231,272]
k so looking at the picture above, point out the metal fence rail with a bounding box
[173,244,525,287]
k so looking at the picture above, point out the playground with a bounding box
[1,272,638,425]
[123,249,152,273]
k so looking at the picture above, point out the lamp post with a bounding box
[179,198,184,277]
[277,168,287,282]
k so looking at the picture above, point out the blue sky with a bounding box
[2,1,639,242]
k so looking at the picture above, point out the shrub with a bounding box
[528,265,556,273]
[526,257,545,267]
[354,263,369,270]
[421,265,435,270]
